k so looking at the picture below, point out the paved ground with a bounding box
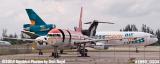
[0,51,160,64]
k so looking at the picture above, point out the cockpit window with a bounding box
[150,35,157,38]
[48,34,61,37]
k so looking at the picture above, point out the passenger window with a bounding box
[48,34,61,37]
[57,34,61,37]
[48,34,52,37]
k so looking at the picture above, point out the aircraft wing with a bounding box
[74,36,146,44]
[2,37,35,43]
[73,39,108,44]
[22,31,39,39]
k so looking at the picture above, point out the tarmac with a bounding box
[0,46,160,64]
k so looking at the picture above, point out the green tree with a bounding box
[141,24,154,34]
[141,24,147,32]
[155,29,160,45]
[14,33,18,38]
[2,29,8,37]
[120,24,138,31]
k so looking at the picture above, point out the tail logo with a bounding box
[31,20,35,26]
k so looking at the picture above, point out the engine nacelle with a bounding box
[23,24,55,36]
[32,36,51,50]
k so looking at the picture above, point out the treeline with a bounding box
[1,29,30,45]
[2,29,29,38]
[120,24,160,45]
[2,29,18,38]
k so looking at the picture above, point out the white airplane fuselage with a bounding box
[94,31,158,46]
[34,28,87,50]
[47,29,86,49]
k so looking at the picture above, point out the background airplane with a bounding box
[0,41,11,46]
[22,9,56,39]
[93,31,158,49]
[82,21,158,49]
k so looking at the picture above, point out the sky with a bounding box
[0,0,160,37]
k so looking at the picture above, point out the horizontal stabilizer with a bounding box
[84,20,114,24]
[21,31,39,39]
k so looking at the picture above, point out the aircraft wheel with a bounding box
[52,52,54,56]
[79,49,88,57]
[56,53,59,58]
[84,53,87,57]
[60,50,63,54]
[52,52,59,58]
[52,52,56,58]
[39,52,43,55]
[85,49,88,52]
[80,53,84,57]
[80,52,87,57]
[39,50,43,55]
[79,49,83,54]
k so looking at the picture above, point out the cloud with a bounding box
[0,0,160,37]
[101,0,160,17]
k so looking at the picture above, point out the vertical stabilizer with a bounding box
[82,20,114,37]
[76,7,83,32]
[26,9,46,25]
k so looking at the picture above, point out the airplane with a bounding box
[22,9,56,39]
[81,21,158,49]
[93,31,158,49]
[0,41,11,46]
[31,7,114,58]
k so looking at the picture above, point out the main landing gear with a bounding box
[50,43,89,58]
[38,50,43,55]
[60,50,64,54]
[77,43,89,57]
[136,47,139,53]
[51,46,59,58]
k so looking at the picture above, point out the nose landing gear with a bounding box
[38,50,43,55]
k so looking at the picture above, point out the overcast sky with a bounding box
[0,0,160,37]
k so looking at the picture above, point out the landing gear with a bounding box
[52,52,59,58]
[60,50,63,54]
[51,46,59,58]
[79,49,88,57]
[77,43,89,57]
[136,47,139,53]
[38,50,43,55]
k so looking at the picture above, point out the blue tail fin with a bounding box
[26,9,46,25]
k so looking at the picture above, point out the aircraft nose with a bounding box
[155,38,158,42]
[47,38,58,46]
